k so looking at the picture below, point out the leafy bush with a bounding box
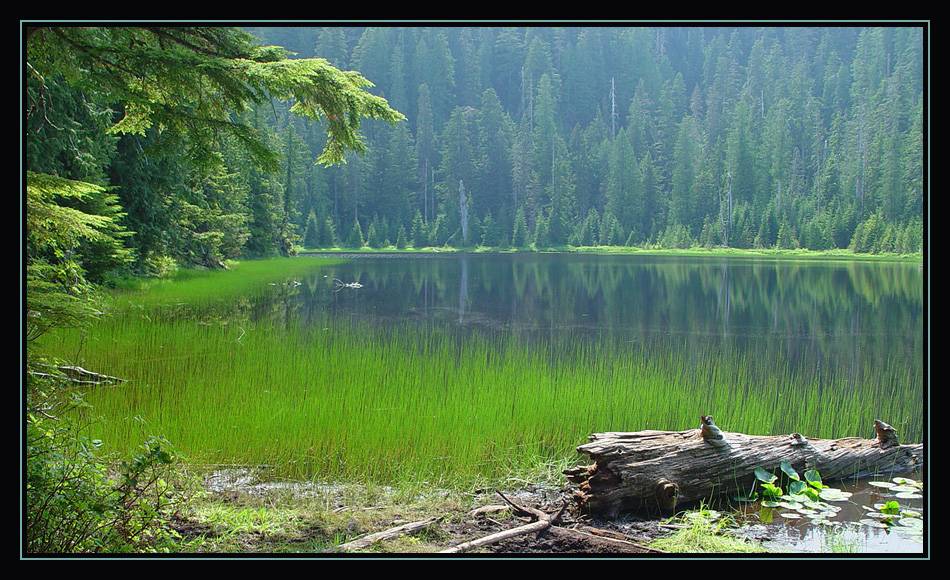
[26,378,189,553]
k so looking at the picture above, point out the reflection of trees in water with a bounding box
[205,255,920,372]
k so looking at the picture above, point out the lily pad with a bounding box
[859,519,888,528]
[796,508,818,515]
[900,509,921,518]
[891,485,920,493]
[898,517,923,529]
[864,511,898,520]
[819,490,853,502]
[892,477,917,486]
[895,492,922,499]
[777,501,803,510]
[868,481,896,489]
[780,513,802,519]
[761,500,781,508]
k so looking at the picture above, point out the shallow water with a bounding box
[734,472,925,553]
[290,253,922,359]
[49,253,924,510]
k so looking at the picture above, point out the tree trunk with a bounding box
[564,420,923,518]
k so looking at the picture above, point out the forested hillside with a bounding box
[28,26,924,282]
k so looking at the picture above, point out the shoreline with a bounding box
[297,246,923,264]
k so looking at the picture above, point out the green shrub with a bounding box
[26,377,188,553]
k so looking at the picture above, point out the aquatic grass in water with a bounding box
[107,257,345,308]
[40,312,922,487]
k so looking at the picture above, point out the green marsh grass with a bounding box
[39,302,922,487]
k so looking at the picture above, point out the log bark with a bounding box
[565,419,923,518]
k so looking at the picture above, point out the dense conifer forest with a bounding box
[28,26,923,284]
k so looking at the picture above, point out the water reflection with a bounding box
[255,254,922,370]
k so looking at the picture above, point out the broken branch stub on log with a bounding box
[566,419,923,518]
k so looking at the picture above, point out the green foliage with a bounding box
[26,379,187,553]
[366,220,382,248]
[28,27,404,171]
[303,210,321,248]
[26,172,132,341]
[511,208,528,248]
[658,223,694,249]
[346,218,365,248]
[395,225,408,249]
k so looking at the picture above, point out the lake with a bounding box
[44,254,923,485]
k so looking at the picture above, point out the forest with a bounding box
[28,26,923,289]
[23,24,926,556]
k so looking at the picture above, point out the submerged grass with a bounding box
[39,308,922,487]
[649,508,766,553]
[107,256,345,307]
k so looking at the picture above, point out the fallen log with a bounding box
[439,492,567,554]
[565,418,923,518]
[337,517,442,551]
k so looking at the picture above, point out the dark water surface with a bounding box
[284,253,922,385]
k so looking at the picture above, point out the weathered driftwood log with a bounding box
[565,419,923,518]
[337,517,442,551]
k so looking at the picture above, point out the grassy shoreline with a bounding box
[298,245,923,263]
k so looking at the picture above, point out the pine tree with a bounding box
[346,218,365,248]
[396,225,408,249]
[303,210,320,248]
[511,207,528,247]
[320,216,338,247]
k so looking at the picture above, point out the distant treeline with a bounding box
[28,27,924,280]
[254,26,924,255]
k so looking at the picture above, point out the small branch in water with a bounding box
[332,278,363,292]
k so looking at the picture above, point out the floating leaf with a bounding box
[892,477,917,486]
[895,492,922,499]
[864,511,897,520]
[868,481,896,489]
[755,467,777,484]
[780,513,802,519]
[780,460,800,481]
[898,517,923,529]
[890,485,919,493]
[777,501,803,510]
[761,500,781,508]
[796,508,818,515]
[859,519,888,528]
[819,490,852,502]
[900,509,921,518]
